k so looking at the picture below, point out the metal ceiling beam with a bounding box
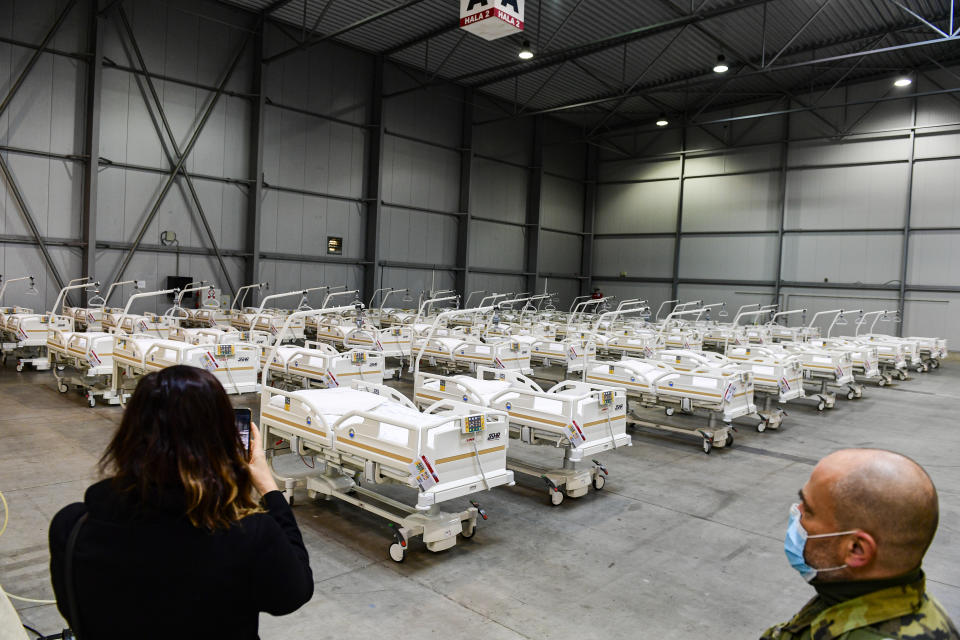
[465,0,770,88]
[476,15,953,124]
[265,0,432,64]
[262,0,298,16]
[384,23,459,56]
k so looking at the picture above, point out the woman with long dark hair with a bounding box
[48,366,313,639]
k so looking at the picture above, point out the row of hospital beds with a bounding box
[1,276,949,561]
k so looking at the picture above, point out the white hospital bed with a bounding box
[113,336,260,395]
[586,355,756,453]
[260,342,384,389]
[47,328,126,407]
[414,336,533,373]
[414,367,629,504]
[260,382,514,561]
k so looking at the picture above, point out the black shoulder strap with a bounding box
[64,513,88,640]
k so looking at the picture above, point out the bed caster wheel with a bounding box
[549,490,564,506]
[664,407,675,417]
[757,420,767,433]
[877,377,886,387]
[56,365,65,371]
[58,382,69,393]
[816,400,826,412]
[702,440,712,454]
[461,523,476,539]
[897,370,907,381]
[593,474,605,491]
[15,362,24,372]
[846,390,856,401]
[724,434,733,448]
[389,542,406,563]
[87,395,96,408]
[930,360,940,370]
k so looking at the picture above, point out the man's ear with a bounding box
[844,531,877,568]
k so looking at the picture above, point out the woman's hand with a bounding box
[248,422,280,495]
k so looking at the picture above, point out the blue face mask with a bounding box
[785,503,856,582]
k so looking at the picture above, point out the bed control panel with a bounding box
[600,390,614,408]
[350,351,367,365]
[462,414,485,434]
[215,344,234,358]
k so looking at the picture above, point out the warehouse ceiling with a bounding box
[221,0,960,132]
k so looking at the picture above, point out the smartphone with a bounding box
[235,408,252,459]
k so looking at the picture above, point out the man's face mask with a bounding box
[785,503,857,582]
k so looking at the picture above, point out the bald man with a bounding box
[761,448,958,639]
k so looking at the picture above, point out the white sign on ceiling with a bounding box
[460,0,524,41]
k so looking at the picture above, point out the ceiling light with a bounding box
[655,114,668,127]
[893,73,912,87]
[713,54,728,74]
[518,40,534,60]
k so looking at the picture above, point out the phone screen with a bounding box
[235,408,252,459]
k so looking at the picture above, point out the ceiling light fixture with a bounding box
[713,53,728,74]
[893,72,912,87]
[518,40,534,60]
[655,113,668,127]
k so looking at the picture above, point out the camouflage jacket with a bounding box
[760,574,959,640]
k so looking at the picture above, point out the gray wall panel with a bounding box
[469,273,525,299]
[678,235,779,281]
[904,292,958,344]
[788,138,912,166]
[470,158,527,224]
[682,173,780,232]
[602,158,679,182]
[907,231,960,287]
[541,174,583,233]
[595,181,678,234]
[469,220,524,271]
[380,267,456,303]
[779,288,899,338]
[910,159,960,227]
[539,230,581,275]
[381,136,460,213]
[383,70,462,147]
[781,233,903,284]
[784,164,908,230]
[380,208,458,265]
[472,119,531,166]
[0,244,81,313]
[685,145,781,176]
[677,285,775,319]
[593,237,673,279]
[590,281,673,313]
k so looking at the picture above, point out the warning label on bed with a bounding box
[410,455,440,491]
[565,420,586,447]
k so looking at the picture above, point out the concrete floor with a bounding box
[2,362,958,639]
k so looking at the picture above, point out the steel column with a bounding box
[897,95,918,337]
[580,145,598,296]
[772,110,790,305]
[81,3,104,306]
[109,30,253,287]
[525,117,544,294]
[455,89,474,299]
[363,55,386,302]
[670,125,687,300]
[246,18,267,305]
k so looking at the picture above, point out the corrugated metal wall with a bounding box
[0,0,589,315]
[593,69,960,343]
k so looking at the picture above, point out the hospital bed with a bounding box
[112,335,260,395]
[168,325,244,345]
[722,345,805,428]
[48,328,126,407]
[413,367,629,504]
[261,342,384,389]
[414,336,533,374]
[260,380,514,561]
[585,354,756,453]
